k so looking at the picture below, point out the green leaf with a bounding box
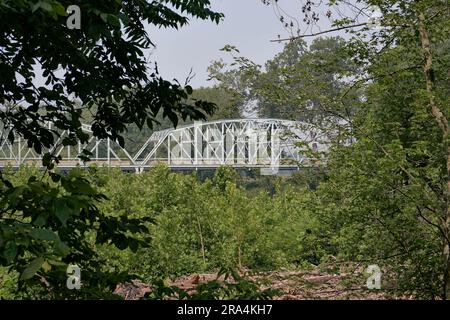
[49,172,61,183]
[30,1,41,12]
[72,179,96,195]
[100,13,108,23]
[30,228,58,241]
[16,237,30,247]
[52,2,66,16]
[129,238,138,253]
[20,257,45,280]
[48,260,66,267]
[42,261,52,272]
[40,2,53,12]
[107,14,121,27]
[4,241,18,263]
[31,1,53,13]
[54,240,70,256]
[117,135,125,148]
[33,215,47,228]
[53,198,74,226]
[42,153,52,167]
[62,136,77,146]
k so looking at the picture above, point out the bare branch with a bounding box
[270,22,367,42]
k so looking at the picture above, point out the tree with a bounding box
[256,36,358,122]
[208,37,358,123]
[191,86,242,120]
[0,0,222,160]
[0,0,223,298]
[212,166,239,191]
[263,0,450,298]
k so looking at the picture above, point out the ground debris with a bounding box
[114,268,412,300]
[114,279,152,300]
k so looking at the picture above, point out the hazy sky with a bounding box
[145,0,360,88]
[29,1,310,94]
[146,0,304,88]
[31,1,362,90]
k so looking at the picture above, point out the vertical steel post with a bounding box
[107,138,111,166]
[18,138,21,165]
[168,135,171,165]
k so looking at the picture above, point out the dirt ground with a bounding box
[114,267,414,300]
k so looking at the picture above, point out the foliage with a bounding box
[0,0,223,299]
[191,87,243,120]
[327,0,449,299]
[259,0,449,299]
[208,37,358,122]
[2,0,450,301]
[0,0,222,160]
[212,166,239,191]
[258,0,450,299]
[0,165,321,298]
[0,167,152,298]
[311,38,449,297]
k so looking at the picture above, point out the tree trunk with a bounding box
[195,216,207,267]
[417,12,450,300]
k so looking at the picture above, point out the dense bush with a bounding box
[91,165,320,281]
[0,165,151,299]
[0,164,324,299]
[1,156,448,299]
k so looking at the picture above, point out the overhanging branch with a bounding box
[270,22,367,42]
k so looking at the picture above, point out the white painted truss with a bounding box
[0,118,327,170]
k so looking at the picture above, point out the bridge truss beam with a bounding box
[0,118,327,172]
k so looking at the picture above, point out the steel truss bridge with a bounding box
[0,118,327,174]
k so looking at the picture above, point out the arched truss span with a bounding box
[0,118,327,170]
[134,118,327,168]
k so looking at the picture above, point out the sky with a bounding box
[30,1,365,91]
[30,1,303,95]
[144,0,363,88]
[145,0,308,88]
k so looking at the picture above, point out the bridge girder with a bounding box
[0,118,327,171]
